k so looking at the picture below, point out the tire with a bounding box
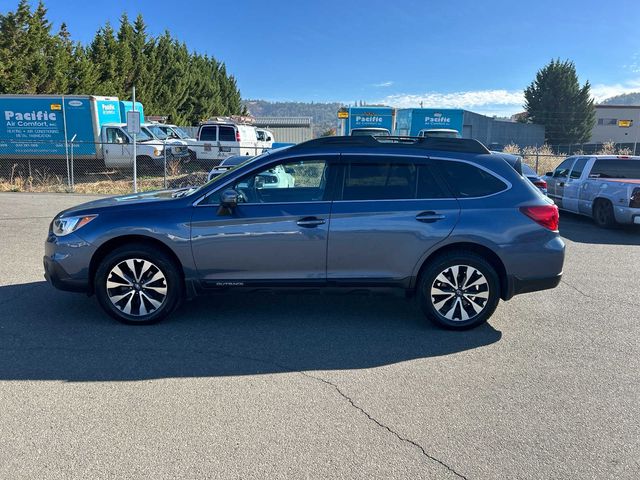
[593,199,616,228]
[95,244,182,325]
[418,251,500,330]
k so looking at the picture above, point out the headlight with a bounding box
[53,215,97,236]
[153,148,162,157]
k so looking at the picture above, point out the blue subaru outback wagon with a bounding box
[45,136,564,329]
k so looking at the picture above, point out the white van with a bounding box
[190,119,259,163]
[256,128,274,152]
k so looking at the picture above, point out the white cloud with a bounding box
[372,81,394,88]
[373,79,640,116]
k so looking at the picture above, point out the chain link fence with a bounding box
[2,138,637,194]
[0,139,267,194]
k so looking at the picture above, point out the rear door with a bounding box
[198,125,218,161]
[327,155,459,285]
[218,125,240,158]
[563,156,589,212]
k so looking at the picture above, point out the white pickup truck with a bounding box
[544,155,640,227]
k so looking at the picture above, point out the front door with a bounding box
[327,156,459,285]
[547,157,576,209]
[563,157,589,213]
[103,127,132,168]
[190,156,337,285]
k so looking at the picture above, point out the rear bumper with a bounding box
[613,205,640,224]
[507,272,562,298]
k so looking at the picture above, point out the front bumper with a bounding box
[43,231,95,294]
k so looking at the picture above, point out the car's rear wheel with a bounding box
[95,244,182,325]
[418,251,500,330]
[593,199,616,228]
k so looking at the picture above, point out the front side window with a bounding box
[553,158,576,178]
[106,128,129,144]
[435,160,507,197]
[206,159,328,204]
[570,157,589,179]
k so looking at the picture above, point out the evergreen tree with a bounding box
[0,0,244,124]
[524,59,596,145]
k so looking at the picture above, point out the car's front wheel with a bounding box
[418,251,500,329]
[95,244,182,325]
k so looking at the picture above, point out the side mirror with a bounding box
[545,172,553,177]
[217,189,239,216]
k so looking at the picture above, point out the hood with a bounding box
[58,188,193,216]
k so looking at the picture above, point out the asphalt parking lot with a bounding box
[0,192,638,479]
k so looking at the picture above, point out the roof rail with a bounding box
[293,135,490,154]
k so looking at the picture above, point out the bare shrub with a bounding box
[167,158,182,177]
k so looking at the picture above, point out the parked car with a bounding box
[207,155,254,181]
[417,129,461,139]
[142,123,190,160]
[544,155,640,227]
[522,163,548,194]
[45,135,564,329]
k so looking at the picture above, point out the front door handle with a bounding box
[416,211,446,223]
[297,217,326,228]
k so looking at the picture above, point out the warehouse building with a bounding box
[253,116,313,144]
[590,105,640,147]
[394,108,545,148]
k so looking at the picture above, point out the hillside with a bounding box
[243,100,342,136]
[600,92,640,105]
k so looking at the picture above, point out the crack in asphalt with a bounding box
[301,371,469,479]
[0,339,468,478]
[561,279,640,308]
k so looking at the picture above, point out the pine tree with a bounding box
[524,59,596,145]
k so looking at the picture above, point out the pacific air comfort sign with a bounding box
[347,107,394,133]
[419,109,464,134]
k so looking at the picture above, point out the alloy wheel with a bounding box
[430,265,490,322]
[106,259,168,316]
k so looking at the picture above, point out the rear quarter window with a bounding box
[590,159,640,180]
[435,160,508,197]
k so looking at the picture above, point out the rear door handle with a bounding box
[416,211,446,223]
[297,217,326,228]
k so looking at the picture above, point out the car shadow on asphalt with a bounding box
[559,212,640,245]
[0,281,501,382]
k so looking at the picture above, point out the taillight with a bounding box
[236,130,241,142]
[631,188,640,208]
[533,179,547,189]
[520,205,559,231]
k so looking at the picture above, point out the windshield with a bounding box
[169,126,190,139]
[351,129,390,136]
[136,128,154,141]
[145,125,169,140]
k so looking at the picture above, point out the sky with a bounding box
[9,0,640,116]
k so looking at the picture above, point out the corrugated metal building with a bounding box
[395,108,545,147]
[254,117,313,144]
[590,105,640,144]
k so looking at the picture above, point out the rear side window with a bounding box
[219,126,236,142]
[570,157,589,179]
[343,164,416,200]
[435,160,507,197]
[199,126,217,141]
[590,159,640,179]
